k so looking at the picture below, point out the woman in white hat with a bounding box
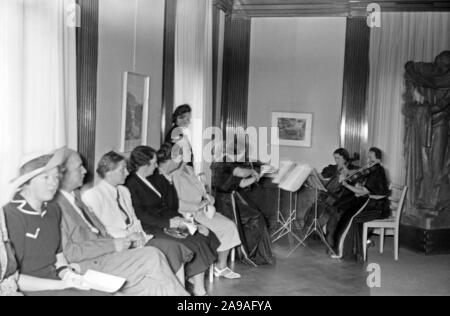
[3,149,105,296]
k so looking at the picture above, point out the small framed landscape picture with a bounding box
[120,72,150,153]
[272,112,313,147]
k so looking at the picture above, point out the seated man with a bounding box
[52,150,189,296]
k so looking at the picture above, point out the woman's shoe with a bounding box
[330,253,342,259]
[214,266,241,279]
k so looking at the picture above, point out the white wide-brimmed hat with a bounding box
[10,147,68,189]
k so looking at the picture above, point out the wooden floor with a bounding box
[207,236,450,296]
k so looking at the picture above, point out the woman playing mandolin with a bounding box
[329,147,391,262]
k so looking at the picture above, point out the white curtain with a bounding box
[174,0,213,175]
[0,0,77,205]
[366,12,450,186]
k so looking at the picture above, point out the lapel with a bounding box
[55,192,110,238]
[133,174,161,202]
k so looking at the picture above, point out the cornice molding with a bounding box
[232,0,450,18]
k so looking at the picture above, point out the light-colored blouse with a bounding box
[171,164,208,214]
[82,180,147,239]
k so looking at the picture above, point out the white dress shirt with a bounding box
[82,180,147,239]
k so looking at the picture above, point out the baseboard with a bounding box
[400,224,450,255]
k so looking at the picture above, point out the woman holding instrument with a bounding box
[329,147,391,262]
[303,149,359,246]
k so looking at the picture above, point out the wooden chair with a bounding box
[363,185,408,262]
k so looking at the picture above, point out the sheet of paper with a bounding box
[82,270,126,293]
[272,161,296,184]
[279,164,313,192]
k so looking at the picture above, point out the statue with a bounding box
[403,51,450,229]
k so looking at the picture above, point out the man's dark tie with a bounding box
[73,190,99,230]
[116,189,131,226]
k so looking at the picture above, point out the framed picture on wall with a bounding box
[272,112,313,147]
[120,72,150,153]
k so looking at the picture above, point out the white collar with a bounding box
[60,189,75,204]
[136,174,161,198]
[99,180,120,197]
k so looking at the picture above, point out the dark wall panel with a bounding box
[340,17,371,161]
[76,0,99,183]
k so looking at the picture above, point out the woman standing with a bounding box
[165,104,194,166]
[126,146,219,296]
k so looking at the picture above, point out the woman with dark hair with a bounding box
[82,151,192,295]
[126,146,219,296]
[211,141,275,266]
[165,104,194,166]
[330,147,390,262]
[304,148,360,248]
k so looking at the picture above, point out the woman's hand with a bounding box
[198,199,209,210]
[114,238,132,252]
[127,232,147,248]
[205,194,215,205]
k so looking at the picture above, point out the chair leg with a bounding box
[380,228,385,254]
[363,225,368,262]
[231,248,236,263]
[209,264,214,283]
[394,229,399,261]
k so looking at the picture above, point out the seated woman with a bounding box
[126,146,219,296]
[3,149,106,296]
[1,205,21,296]
[303,148,359,248]
[211,149,274,266]
[330,147,391,262]
[159,143,242,279]
[82,151,193,286]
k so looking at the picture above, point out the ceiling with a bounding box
[228,0,450,17]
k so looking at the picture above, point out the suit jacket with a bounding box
[52,192,116,264]
[125,173,179,231]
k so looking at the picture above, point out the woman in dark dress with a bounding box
[303,148,359,248]
[211,156,274,266]
[126,146,219,296]
[331,148,391,262]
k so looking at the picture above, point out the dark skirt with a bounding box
[334,197,390,262]
[146,238,194,275]
[215,190,275,266]
[146,228,219,278]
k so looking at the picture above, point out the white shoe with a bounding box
[214,266,241,279]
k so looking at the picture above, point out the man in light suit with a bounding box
[51,150,188,296]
